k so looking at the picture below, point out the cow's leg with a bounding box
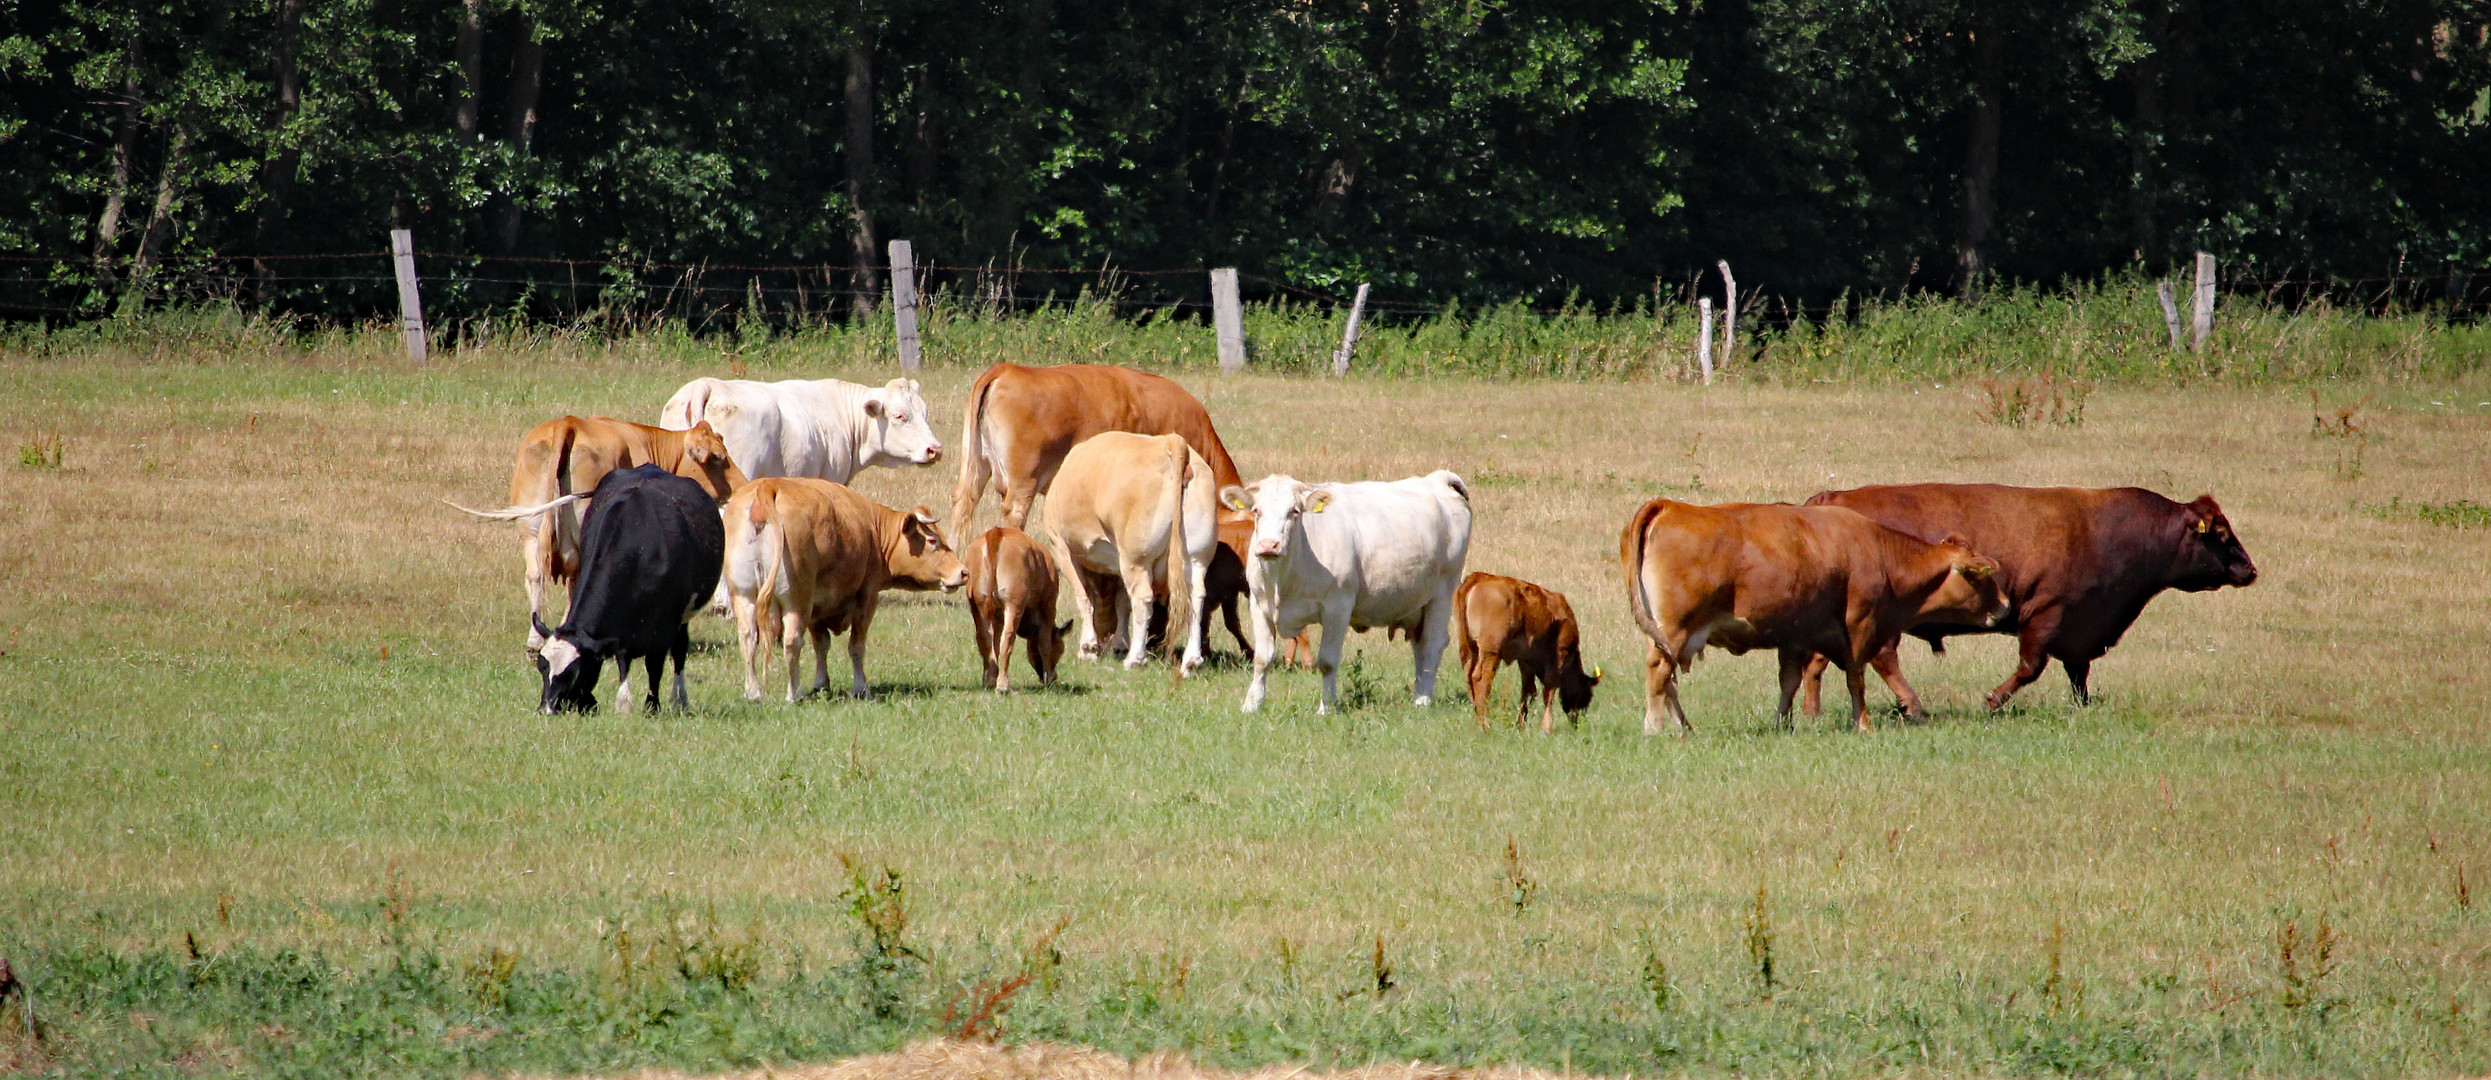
[1000,477,1042,532]
[1540,675,1560,736]
[1222,597,1250,655]
[2062,655,2094,706]
[1799,653,1830,716]
[1869,643,1927,721]
[1467,649,1497,731]
[669,625,692,712]
[1774,649,1809,729]
[522,536,550,654]
[811,625,838,697]
[1410,593,1454,706]
[845,603,878,698]
[1845,662,1874,733]
[615,655,638,717]
[1180,553,1209,675]
[993,601,1021,693]
[1313,613,1350,716]
[1985,617,2060,709]
[733,593,766,701]
[1642,638,1695,736]
[641,652,663,714]
[1515,665,1538,730]
[1115,558,1155,669]
[781,609,807,703]
[1242,612,1277,714]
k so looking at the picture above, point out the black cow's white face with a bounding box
[535,633,603,714]
[1220,476,1328,561]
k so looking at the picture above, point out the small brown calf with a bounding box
[1452,571,1600,733]
[967,527,1070,692]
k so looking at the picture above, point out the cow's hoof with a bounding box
[1122,657,1147,670]
[1411,694,1433,707]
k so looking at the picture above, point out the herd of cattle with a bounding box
[450,363,2260,733]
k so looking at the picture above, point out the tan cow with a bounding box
[948,363,1244,543]
[965,526,1071,692]
[1040,432,1218,675]
[723,478,967,702]
[1453,571,1601,734]
[449,415,744,654]
[1619,499,2008,735]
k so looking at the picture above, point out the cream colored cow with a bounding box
[1040,432,1219,675]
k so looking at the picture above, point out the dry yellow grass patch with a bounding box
[586,1039,1593,1080]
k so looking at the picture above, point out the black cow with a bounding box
[1798,483,2258,713]
[531,464,726,714]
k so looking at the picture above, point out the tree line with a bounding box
[4,0,2488,318]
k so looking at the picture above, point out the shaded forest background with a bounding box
[5,0,2491,318]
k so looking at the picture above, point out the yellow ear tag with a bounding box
[2193,519,2212,534]
[1592,664,1603,679]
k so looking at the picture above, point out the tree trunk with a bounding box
[132,124,191,281]
[1204,72,1248,223]
[986,0,1055,244]
[843,0,878,307]
[2125,0,2167,261]
[91,42,143,286]
[496,16,546,252]
[1954,20,2004,299]
[454,0,484,140]
[255,0,305,281]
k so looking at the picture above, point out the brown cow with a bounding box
[449,416,745,654]
[1040,432,1218,675]
[1619,499,2007,735]
[722,478,967,702]
[1453,572,1600,733]
[965,526,1071,692]
[948,363,1245,543]
[1148,518,1313,665]
[1798,483,2258,713]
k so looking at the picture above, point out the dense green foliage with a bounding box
[4,0,2490,318]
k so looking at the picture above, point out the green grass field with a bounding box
[3,322,2489,1078]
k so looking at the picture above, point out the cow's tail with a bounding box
[729,486,789,648]
[1432,469,1471,503]
[1164,434,1195,681]
[442,493,587,521]
[947,366,1001,545]
[1620,499,1675,669]
[1452,572,1479,675]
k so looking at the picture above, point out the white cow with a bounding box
[658,377,942,482]
[1220,471,1471,714]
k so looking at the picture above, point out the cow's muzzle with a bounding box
[918,445,944,464]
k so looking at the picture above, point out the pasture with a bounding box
[2,325,2488,1077]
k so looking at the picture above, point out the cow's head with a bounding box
[1220,476,1326,561]
[1556,636,1601,716]
[861,379,944,469]
[533,616,604,714]
[2171,495,2257,591]
[679,421,748,502]
[1034,618,1072,684]
[1923,536,2010,628]
[889,506,969,592]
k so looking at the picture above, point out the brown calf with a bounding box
[966,526,1071,692]
[1619,499,2007,734]
[1453,572,1600,733]
[723,478,967,702]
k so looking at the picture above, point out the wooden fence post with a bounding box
[2156,281,2183,349]
[2191,251,2217,351]
[390,229,427,363]
[888,239,922,372]
[1330,283,1370,377]
[1211,268,1245,372]
[1696,297,1715,386]
[1716,260,1737,364]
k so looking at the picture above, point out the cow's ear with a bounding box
[1301,490,1331,514]
[687,441,714,463]
[1938,532,1973,550]
[1958,557,1998,579]
[1057,619,1074,636]
[863,397,885,419]
[1218,485,1251,512]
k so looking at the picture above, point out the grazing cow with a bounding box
[1220,471,1472,714]
[948,363,1244,542]
[723,478,966,702]
[448,415,744,654]
[1798,483,2259,712]
[1041,432,1219,675]
[965,526,1071,692]
[1453,572,1600,733]
[1619,499,2007,735]
[659,376,942,482]
[532,464,725,715]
